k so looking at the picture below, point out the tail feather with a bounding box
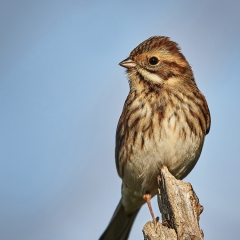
[99,200,140,240]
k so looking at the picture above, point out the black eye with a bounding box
[149,57,159,65]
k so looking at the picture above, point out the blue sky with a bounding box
[1,1,240,239]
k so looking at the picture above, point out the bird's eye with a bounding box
[149,57,159,65]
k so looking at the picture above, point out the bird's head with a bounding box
[119,36,194,89]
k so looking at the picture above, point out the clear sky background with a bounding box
[1,1,240,239]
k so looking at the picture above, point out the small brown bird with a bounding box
[99,36,210,240]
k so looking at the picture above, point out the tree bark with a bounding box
[143,166,204,240]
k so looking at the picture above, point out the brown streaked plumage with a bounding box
[99,36,210,240]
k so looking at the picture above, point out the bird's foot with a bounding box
[143,193,156,222]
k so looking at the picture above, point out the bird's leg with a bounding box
[143,193,156,221]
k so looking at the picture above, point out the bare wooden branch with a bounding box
[143,221,177,240]
[143,166,204,240]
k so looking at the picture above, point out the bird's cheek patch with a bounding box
[137,68,164,84]
[167,77,180,86]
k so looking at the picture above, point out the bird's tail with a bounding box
[99,200,140,240]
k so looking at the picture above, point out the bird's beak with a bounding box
[119,58,136,68]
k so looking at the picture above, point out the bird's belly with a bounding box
[121,122,204,197]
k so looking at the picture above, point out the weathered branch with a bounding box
[143,166,204,240]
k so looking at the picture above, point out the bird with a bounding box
[99,36,210,240]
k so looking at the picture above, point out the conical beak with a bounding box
[119,58,136,68]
